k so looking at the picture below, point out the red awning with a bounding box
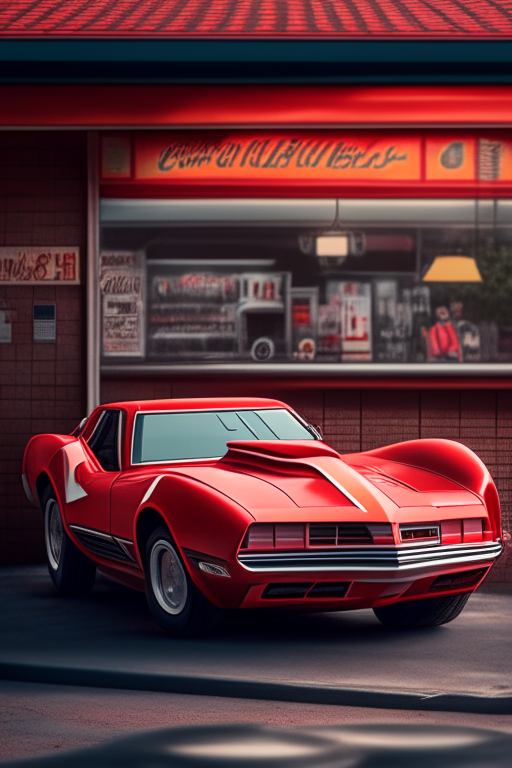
[0,0,511,37]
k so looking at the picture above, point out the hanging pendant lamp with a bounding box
[422,256,482,282]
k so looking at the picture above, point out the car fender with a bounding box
[362,438,501,537]
[22,433,75,511]
[132,473,254,602]
[133,472,253,560]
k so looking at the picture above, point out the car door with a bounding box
[64,408,122,536]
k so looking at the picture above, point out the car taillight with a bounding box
[400,523,440,544]
[244,524,275,550]
[275,524,305,549]
[242,523,306,550]
[241,522,393,549]
[463,518,483,543]
[441,518,485,544]
[366,523,394,545]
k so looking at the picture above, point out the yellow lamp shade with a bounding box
[422,256,482,282]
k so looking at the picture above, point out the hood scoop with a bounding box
[222,440,341,464]
[222,440,367,513]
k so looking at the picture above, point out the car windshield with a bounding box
[132,408,315,464]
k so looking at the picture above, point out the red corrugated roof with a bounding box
[0,0,511,37]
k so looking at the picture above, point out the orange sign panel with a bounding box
[426,136,512,182]
[426,137,476,181]
[132,133,422,182]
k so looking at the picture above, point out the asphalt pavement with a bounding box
[1,566,511,712]
[1,681,512,764]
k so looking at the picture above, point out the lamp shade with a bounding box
[422,256,482,282]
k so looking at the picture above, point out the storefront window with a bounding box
[99,199,512,369]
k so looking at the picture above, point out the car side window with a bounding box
[87,410,120,472]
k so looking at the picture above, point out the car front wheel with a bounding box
[373,592,471,628]
[145,526,223,636]
[42,486,96,596]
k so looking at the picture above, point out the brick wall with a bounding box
[0,131,88,564]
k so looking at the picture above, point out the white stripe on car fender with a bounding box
[140,475,165,505]
[62,442,88,503]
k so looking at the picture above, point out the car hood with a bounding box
[172,440,483,523]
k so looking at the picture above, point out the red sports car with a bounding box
[22,397,503,636]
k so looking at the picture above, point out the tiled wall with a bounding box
[0,132,88,564]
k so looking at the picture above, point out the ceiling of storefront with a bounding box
[0,0,511,37]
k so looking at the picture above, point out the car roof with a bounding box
[98,397,290,413]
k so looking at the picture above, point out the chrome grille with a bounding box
[309,523,373,546]
[238,540,502,572]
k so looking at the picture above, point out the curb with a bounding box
[1,661,511,715]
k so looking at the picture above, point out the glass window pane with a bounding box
[254,409,314,439]
[136,411,256,462]
[238,411,278,440]
[132,408,314,463]
[100,199,512,369]
[88,410,120,471]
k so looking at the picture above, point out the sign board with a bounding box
[0,248,80,285]
[100,132,512,186]
[135,133,422,182]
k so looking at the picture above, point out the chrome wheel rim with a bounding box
[45,499,63,571]
[150,540,188,615]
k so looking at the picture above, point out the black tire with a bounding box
[42,485,96,596]
[373,592,471,628]
[144,526,223,637]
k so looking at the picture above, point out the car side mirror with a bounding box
[309,423,324,440]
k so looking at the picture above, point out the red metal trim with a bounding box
[1,85,512,128]
[100,182,512,199]
[99,372,512,390]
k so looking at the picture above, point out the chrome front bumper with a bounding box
[237,540,503,573]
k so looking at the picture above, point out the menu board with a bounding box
[100,251,145,357]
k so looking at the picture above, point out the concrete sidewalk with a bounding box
[1,566,511,714]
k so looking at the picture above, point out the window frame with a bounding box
[86,408,123,472]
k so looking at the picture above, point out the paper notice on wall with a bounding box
[100,251,145,357]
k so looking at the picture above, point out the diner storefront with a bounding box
[98,130,512,377]
[1,88,512,572]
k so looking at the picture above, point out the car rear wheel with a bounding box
[42,486,96,596]
[373,592,471,628]
[145,526,223,636]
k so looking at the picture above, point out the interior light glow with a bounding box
[316,236,349,257]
